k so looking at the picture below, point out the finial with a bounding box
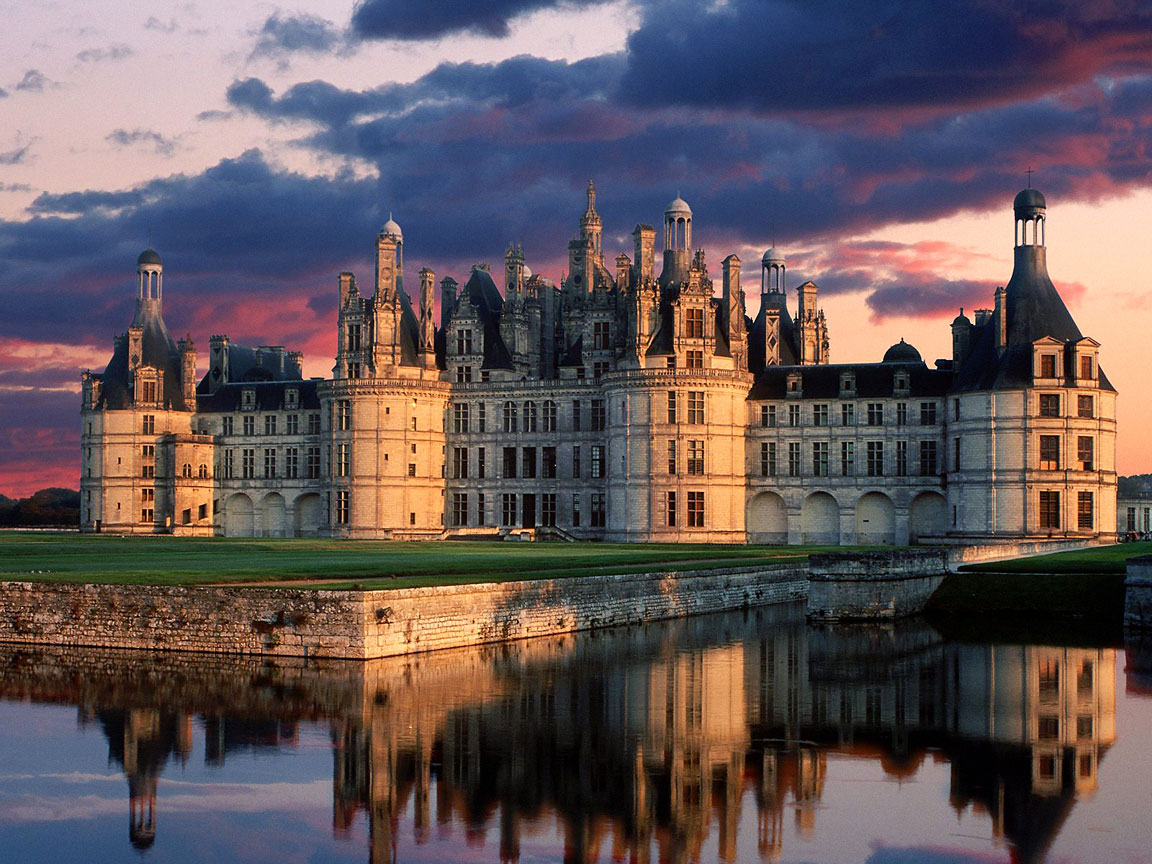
[1025,166,1033,188]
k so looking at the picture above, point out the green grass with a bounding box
[0,532,863,591]
[960,541,1152,574]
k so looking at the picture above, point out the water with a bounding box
[1,605,1150,864]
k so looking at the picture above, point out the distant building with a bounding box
[80,186,1117,542]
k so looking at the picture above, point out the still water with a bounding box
[1,605,1150,864]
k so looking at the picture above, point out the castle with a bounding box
[79,185,1117,543]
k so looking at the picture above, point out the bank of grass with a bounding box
[960,541,1152,575]
[0,532,870,591]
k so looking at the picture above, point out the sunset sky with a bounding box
[2,0,1151,497]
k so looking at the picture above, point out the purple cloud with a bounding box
[351,0,608,40]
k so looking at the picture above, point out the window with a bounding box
[788,442,801,477]
[687,440,704,475]
[142,414,155,434]
[841,441,855,476]
[140,464,154,479]
[666,356,676,369]
[223,450,234,479]
[687,492,705,528]
[668,440,678,475]
[686,349,704,369]
[919,402,936,425]
[572,400,582,431]
[411,416,417,432]
[286,414,299,435]
[141,488,154,502]
[760,442,776,477]
[478,402,486,433]
[523,447,537,479]
[572,445,581,478]
[140,507,154,523]
[452,493,468,527]
[141,380,157,403]
[264,415,276,435]
[477,446,486,479]
[867,403,884,425]
[896,440,908,476]
[788,404,801,427]
[1080,355,1093,379]
[523,401,537,432]
[1078,492,1094,529]
[954,437,961,472]
[503,447,517,479]
[452,403,469,434]
[685,308,704,338]
[1078,661,1094,696]
[543,400,557,432]
[242,389,256,409]
[593,321,611,350]
[896,402,907,426]
[919,441,938,476]
[688,392,704,424]
[347,324,362,351]
[591,445,604,479]
[453,447,469,479]
[285,448,298,479]
[1040,354,1057,378]
[306,447,320,479]
[1039,394,1060,417]
[222,416,234,436]
[813,404,829,427]
[591,399,606,431]
[761,404,776,427]
[337,443,349,477]
[1078,395,1094,418]
[1040,491,1061,529]
[456,328,473,355]
[308,413,321,435]
[572,494,581,527]
[1128,506,1137,533]
[347,362,361,379]
[494,494,516,528]
[666,491,677,527]
[477,493,486,526]
[667,391,677,424]
[813,442,829,477]
[842,403,855,426]
[242,448,255,479]
[503,401,517,433]
[456,365,472,383]
[198,463,208,479]
[1040,435,1061,470]
[1078,436,1094,471]
[337,400,351,430]
[198,504,208,520]
[336,490,349,524]
[541,494,557,527]
[953,398,961,420]
[590,493,606,528]
[243,415,255,436]
[866,441,884,476]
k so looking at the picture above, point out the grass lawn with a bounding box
[0,532,865,590]
[960,541,1152,574]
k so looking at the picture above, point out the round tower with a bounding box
[137,248,162,303]
[663,194,692,251]
[761,247,785,296]
[1014,187,1045,248]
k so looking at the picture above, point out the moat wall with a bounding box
[0,564,808,659]
[807,549,949,621]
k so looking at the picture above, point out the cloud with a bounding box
[250,12,346,59]
[196,109,232,122]
[0,88,7,99]
[144,16,179,34]
[350,0,607,41]
[105,128,179,158]
[14,70,53,92]
[0,144,31,165]
[76,43,134,63]
[0,183,33,192]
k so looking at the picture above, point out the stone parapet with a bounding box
[1125,556,1152,629]
[806,549,948,621]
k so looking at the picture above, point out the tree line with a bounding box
[0,488,80,527]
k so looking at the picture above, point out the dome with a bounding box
[882,338,922,364]
[762,247,785,265]
[1013,187,1046,211]
[137,248,162,267]
[381,212,402,239]
[665,195,692,217]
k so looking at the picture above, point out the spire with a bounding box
[585,179,596,215]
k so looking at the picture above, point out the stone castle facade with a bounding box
[80,185,1117,543]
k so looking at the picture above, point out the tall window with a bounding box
[336,491,349,524]
[1040,354,1057,378]
[306,447,320,479]
[590,445,604,478]
[919,441,937,476]
[477,447,486,479]
[541,494,557,527]
[593,321,611,350]
[478,402,486,433]
[1079,355,1093,379]
[308,413,321,434]
[1039,435,1061,470]
[1040,491,1061,529]
[264,415,276,435]
[572,445,581,478]
[667,391,677,424]
[285,448,299,479]
[867,403,884,425]
[842,404,855,426]
[242,448,255,479]
[243,415,255,436]
[760,442,776,477]
[572,494,581,527]
[590,493,606,528]
[919,402,937,425]
[503,401,517,433]
[685,308,704,338]
[142,414,155,434]
[813,405,829,427]
[1077,436,1094,471]
[337,444,349,477]
[666,491,677,527]
[224,450,235,479]
[896,403,907,426]
[688,391,704,424]
[841,441,855,476]
[523,401,537,432]
[1040,394,1060,417]
[688,440,704,475]
[1078,492,1094,529]
[453,403,470,434]
[788,404,801,427]
[668,440,677,475]
[761,404,776,427]
[503,447,517,479]
[347,324,362,351]
[456,328,473,355]
[788,442,801,477]
[812,442,828,477]
[543,400,557,432]
[866,441,884,476]
[543,446,557,478]
[896,440,908,476]
[452,493,468,527]
[523,447,537,479]
[141,380,157,403]
[286,414,299,435]
[591,399,606,431]
[501,494,517,527]
[222,416,234,436]
[685,349,703,369]
[452,447,468,479]
[337,400,351,430]
[572,400,582,431]
[1078,395,1094,418]
[687,492,705,528]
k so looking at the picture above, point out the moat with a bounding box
[2,605,1149,864]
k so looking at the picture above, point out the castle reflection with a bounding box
[0,606,1120,863]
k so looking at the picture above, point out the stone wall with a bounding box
[806,549,948,621]
[943,537,1099,567]
[0,564,808,659]
[1125,556,1152,629]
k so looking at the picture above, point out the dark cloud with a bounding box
[621,0,1152,116]
[250,12,345,59]
[106,128,179,157]
[0,87,7,99]
[351,0,605,41]
[0,144,31,165]
[76,43,134,63]
[14,69,52,92]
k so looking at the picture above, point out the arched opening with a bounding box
[262,492,286,538]
[909,491,947,543]
[801,492,839,545]
[224,493,253,538]
[855,492,896,545]
[747,491,788,545]
[294,493,323,537]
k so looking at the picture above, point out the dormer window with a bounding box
[786,372,803,396]
[1079,355,1093,380]
[894,373,909,392]
[840,372,856,395]
[1040,355,1056,378]
[685,308,704,339]
[242,389,256,408]
[457,328,473,355]
[286,388,299,408]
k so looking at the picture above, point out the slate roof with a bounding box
[196,379,321,413]
[96,300,187,411]
[748,360,950,401]
[459,267,514,370]
[747,293,799,371]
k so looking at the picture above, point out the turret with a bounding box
[375,214,402,301]
[951,309,972,364]
[660,194,692,284]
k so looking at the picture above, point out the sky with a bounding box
[1,0,1151,497]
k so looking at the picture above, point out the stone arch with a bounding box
[747,491,788,544]
[909,491,947,543]
[855,492,896,545]
[262,492,286,538]
[293,493,323,538]
[801,492,839,545]
[224,493,253,538]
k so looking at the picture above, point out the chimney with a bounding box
[994,286,1007,355]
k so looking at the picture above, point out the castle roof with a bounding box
[748,359,949,401]
[196,378,320,413]
[96,300,187,411]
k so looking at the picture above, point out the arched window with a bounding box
[182,463,192,478]
[503,401,517,433]
[523,401,537,432]
[198,464,209,479]
[543,400,557,432]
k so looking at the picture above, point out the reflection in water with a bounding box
[0,606,1129,863]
